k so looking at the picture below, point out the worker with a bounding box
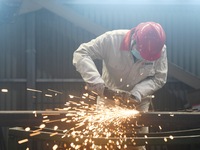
[73,21,167,150]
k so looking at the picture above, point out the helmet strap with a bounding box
[130,39,136,50]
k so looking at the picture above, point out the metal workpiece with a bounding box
[9,127,200,146]
[2,110,200,148]
[136,111,200,131]
[1,110,200,129]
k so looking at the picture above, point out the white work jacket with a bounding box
[73,29,168,101]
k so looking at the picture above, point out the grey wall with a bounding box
[0,3,199,110]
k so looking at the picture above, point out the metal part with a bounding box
[1,111,200,130]
[1,110,200,147]
[136,111,200,131]
[9,127,200,146]
[0,111,63,127]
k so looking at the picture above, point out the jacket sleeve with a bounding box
[73,32,109,85]
[130,45,168,101]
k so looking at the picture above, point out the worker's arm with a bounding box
[73,32,111,96]
[130,46,168,102]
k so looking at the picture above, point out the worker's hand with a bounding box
[85,83,105,97]
[103,87,122,106]
[123,91,139,103]
[123,92,140,108]
[103,88,140,108]
[114,90,140,109]
[103,87,116,99]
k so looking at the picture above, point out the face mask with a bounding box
[131,49,144,60]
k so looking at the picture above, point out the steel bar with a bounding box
[136,111,200,130]
[1,111,200,130]
[9,127,200,146]
[0,111,63,127]
[4,110,200,147]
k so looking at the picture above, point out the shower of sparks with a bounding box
[21,91,143,149]
[45,94,53,97]
[18,139,28,144]
[39,124,46,129]
[33,111,37,117]
[27,88,42,93]
[52,144,58,150]
[169,135,174,139]
[47,89,63,94]
[1,89,8,92]
[54,126,58,130]
[63,104,138,148]
[164,137,168,142]
[25,127,30,131]
[50,132,58,137]
[30,131,40,137]
[20,88,176,149]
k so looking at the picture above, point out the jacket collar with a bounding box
[120,28,135,51]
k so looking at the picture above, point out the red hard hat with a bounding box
[133,22,166,61]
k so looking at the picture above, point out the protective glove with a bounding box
[103,87,116,99]
[123,91,139,103]
[122,91,140,109]
[85,83,105,97]
[113,90,139,109]
[103,87,122,106]
[103,88,140,109]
